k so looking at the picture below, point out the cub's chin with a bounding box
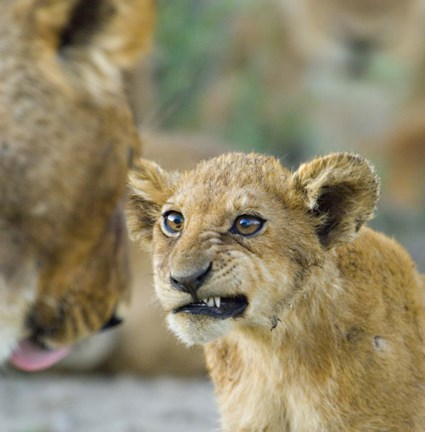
[166,313,234,346]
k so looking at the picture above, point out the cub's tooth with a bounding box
[207,298,215,307]
[215,297,221,308]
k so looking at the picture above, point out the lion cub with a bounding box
[127,152,425,431]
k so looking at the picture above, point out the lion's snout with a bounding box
[170,262,213,299]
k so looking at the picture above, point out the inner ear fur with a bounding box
[292,153,380,249]
[126,159,177,246]
[31,0,155,69]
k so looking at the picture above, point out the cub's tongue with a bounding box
[9,339,70,372]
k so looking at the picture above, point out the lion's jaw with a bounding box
[153,246,296,346]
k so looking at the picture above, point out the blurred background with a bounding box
[133,0,425,265]
[3,0,425,430]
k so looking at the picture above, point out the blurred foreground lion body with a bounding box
[128,152,425,431]
[0,0,154,369]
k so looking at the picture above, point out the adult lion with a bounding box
[0,0,154,371]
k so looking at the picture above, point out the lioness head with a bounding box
[0,0,154,370]
[127,152,379,345]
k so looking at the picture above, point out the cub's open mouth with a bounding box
[173,295,248,319]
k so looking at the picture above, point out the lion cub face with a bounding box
[127,153,379,345]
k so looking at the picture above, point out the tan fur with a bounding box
[0,0,154,360]
[128,151,425,431]
[77,133,230,374]
[104,133,230,375]
[385,106,425,208]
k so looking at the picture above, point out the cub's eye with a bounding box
[162,211,185,235]
[230,214,265,237]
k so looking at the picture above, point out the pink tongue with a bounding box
[9,339,70,372]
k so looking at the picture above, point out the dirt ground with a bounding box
[0,371,218,432]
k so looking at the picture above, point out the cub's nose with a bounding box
[170,263,212,298]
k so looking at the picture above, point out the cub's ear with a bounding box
[126,159,178,246]
[291,153,380,249]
